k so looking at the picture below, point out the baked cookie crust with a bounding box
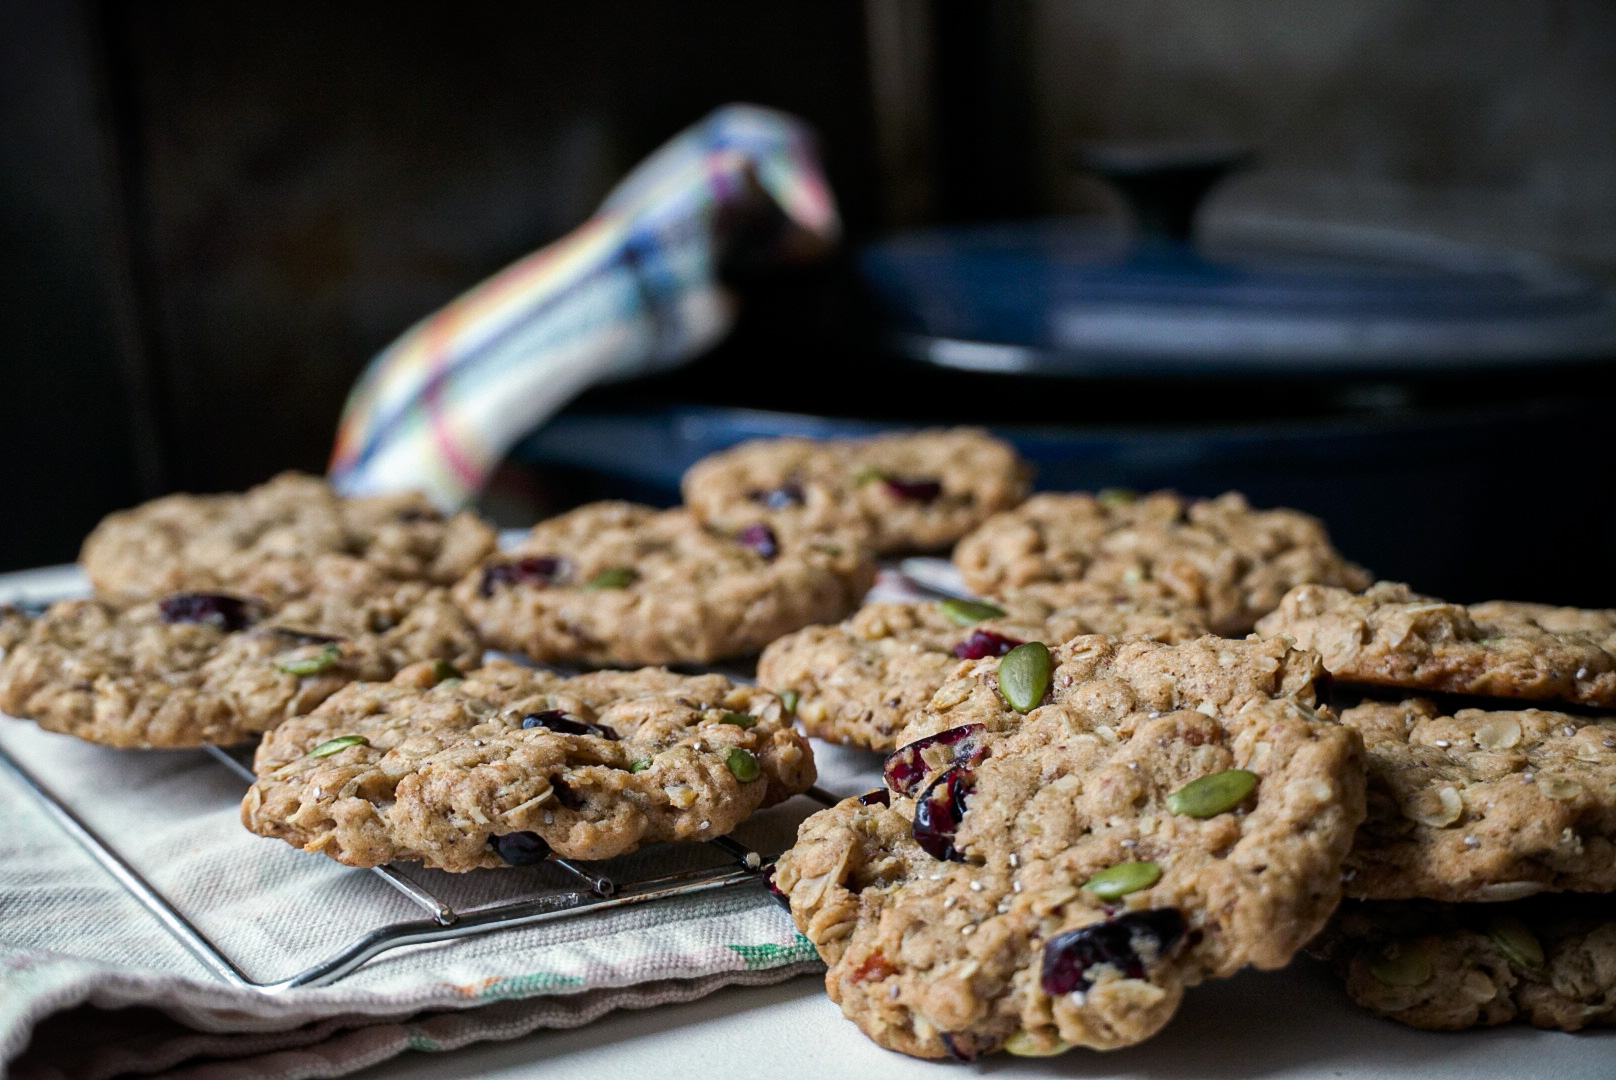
[1258,581,1616,708]
[681,428,1031,554]
[1341,697,1616,902]
[773,635,1363,1060]
[1312,895,1616,1032]
[953,491,1370,635]
[81,471,496,601]
[756,584,1209,752]
[0,577,482,749]
[453,502,875,667]
[242,660,815,869]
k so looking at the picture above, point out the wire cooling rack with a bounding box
[0,734,839,996]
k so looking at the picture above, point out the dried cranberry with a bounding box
[883,477,943,503]
[912,764,974,862]
[939,1033,978,1063]
[478,556,567,597]
[762,865,792,912]
[549,776,586,810]
[850,952,899,984]
[952,630,1023,660]
[858,789,890,807]
[522,711,619,740]
[1040,909,1187,995]
[750,483,805,510]
[883,723,987,796]
[158,593,255,632]
[737,523,780,560]
[490,831,551,866]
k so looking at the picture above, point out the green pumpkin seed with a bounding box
[725,747,760,782]
[628,759,652,774]
[1082,860,1162,900]
[308,734,369,758]
[431,658,463,684]
[1097,488,1138,507]
[585,566,639,590]
[276,644,341,677]
[779,689,800,716]
[940,597,1008,627]
[852,466,884,486]
[998,642,1051,714]
[1369,942,1433,987]
[718,711,757,729]
[1003,1030,1071,1057]
[1488,916,1545,970]
[1166,769,1258,818]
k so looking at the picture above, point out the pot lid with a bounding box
[861,145,1616,374]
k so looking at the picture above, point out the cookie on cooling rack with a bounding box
[80,471,496,601]
[952,490,1370,635]
[681,428,1031,554]
[756,583,1209,752]
[0,566,482,749]
[1311,895,1616,1032]
[1257,581,1616,708]
[772,635,1363,1060]
[243,660,815,870]
[453,502,875,667]
[1340,697,1616,903]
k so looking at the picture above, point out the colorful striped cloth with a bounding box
[328,104,840,509]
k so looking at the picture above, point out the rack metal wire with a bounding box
[0,737,838,995]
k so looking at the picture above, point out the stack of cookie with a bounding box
[2,474,494,750]
[759,478,1395,1059]
[25,429,1604,1059]
[0,429,1033,872]
[1257,581,1616,1032]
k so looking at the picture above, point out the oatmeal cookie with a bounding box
[1341,697,1616,902]
[0,577,482,749]
[772,635,1363,1059]
[0,606,28,653]
[1257,581,1616,708]
[242,660,815,869]
[453,502,875,667]
[757,584,1209,752]
[952,491,1370,635]
[1312,895,1616,1031]
[81,471,496,601]
[681,428,1031,554]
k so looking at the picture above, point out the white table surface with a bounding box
[5,563,1612,1079]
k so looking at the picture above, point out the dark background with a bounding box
[4,1,1615,589]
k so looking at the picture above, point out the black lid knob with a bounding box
[1074,142,1254,246]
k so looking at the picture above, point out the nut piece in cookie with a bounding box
[453,502,875,667]
[80,471,497,602]
[953,490,1370,635]
[773,635,1364,1060]
[757,583,1209,753]
[0,574,483,749]
[1258,581,1616,708]
[1342,697,1616,902]
[242,660,816,869]
[681,428,1031,554]
[1311,895,1616,1031]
